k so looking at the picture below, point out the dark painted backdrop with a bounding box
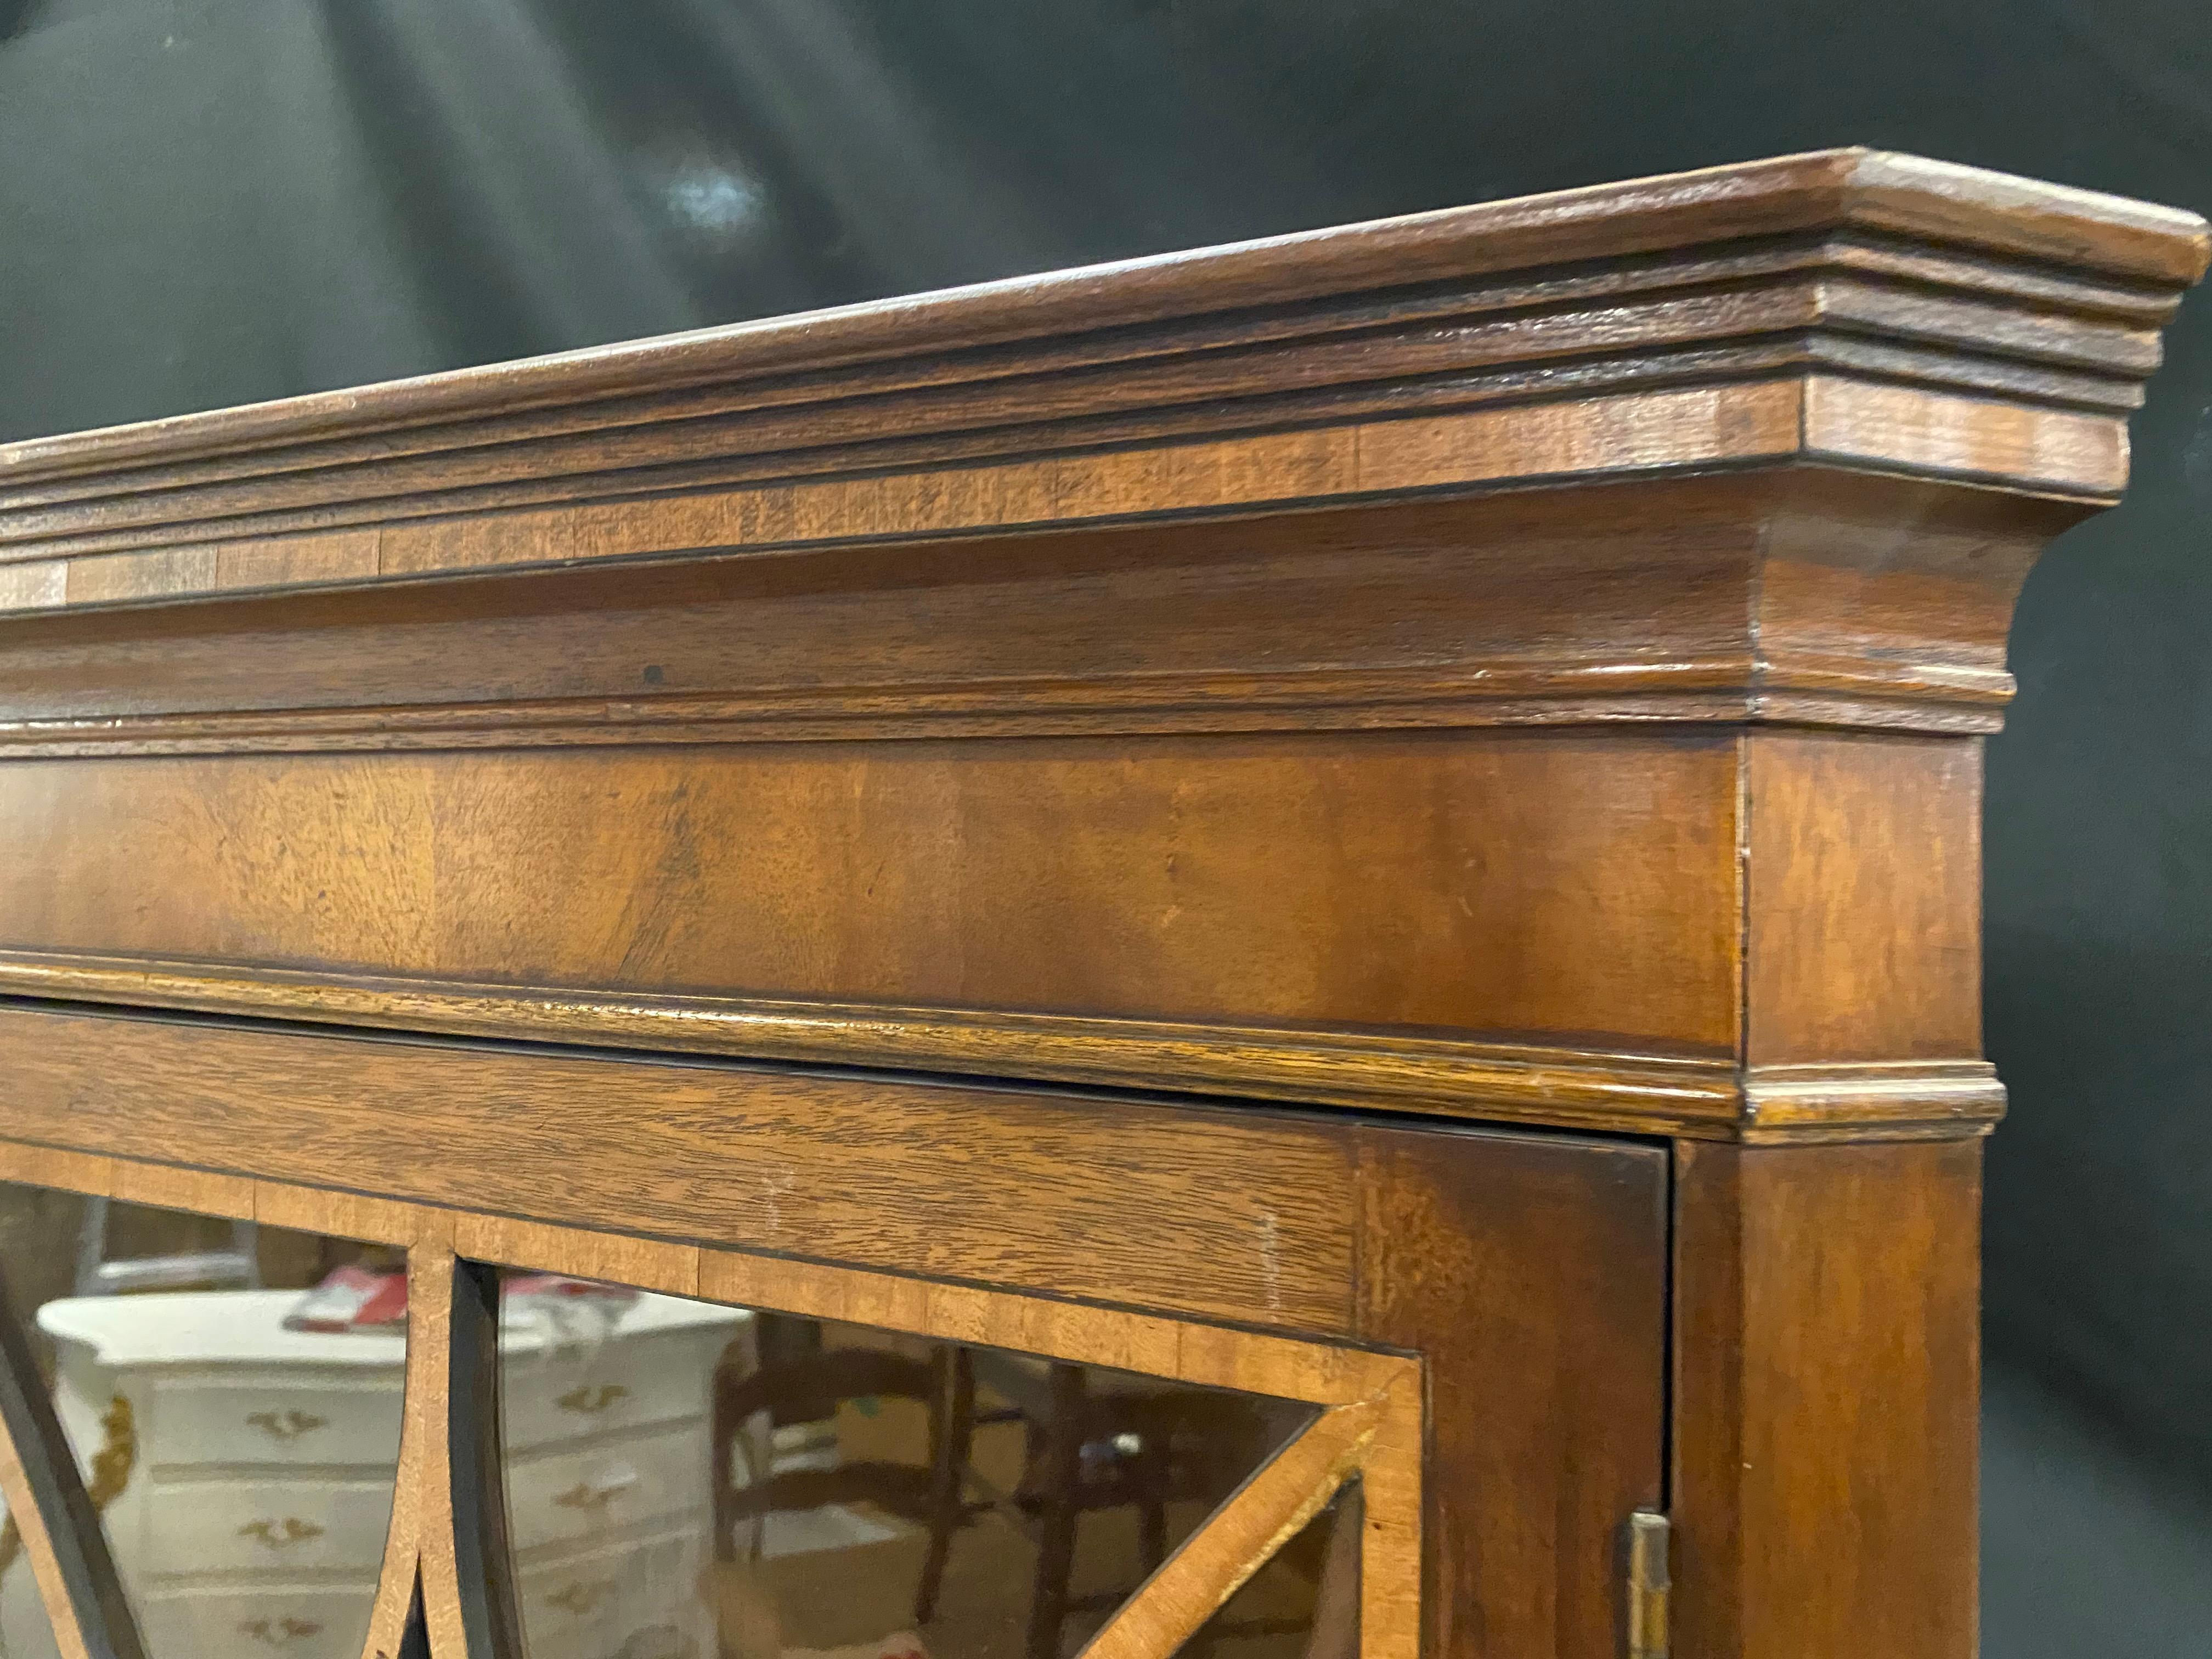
[3,0,2209,1647]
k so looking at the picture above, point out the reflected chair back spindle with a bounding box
[710,1342,973,1628]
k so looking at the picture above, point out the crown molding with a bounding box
[0,150,2199,608]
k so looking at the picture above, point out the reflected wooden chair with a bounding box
[969,1356,1291,1659]
[709,1341,978,1630]
[712,1342,1340,1659]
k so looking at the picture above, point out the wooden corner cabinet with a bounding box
[0,150,2199,1659]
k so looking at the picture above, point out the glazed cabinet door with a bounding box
[0,1009,1668,1659]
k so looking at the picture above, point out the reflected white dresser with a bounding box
[0,1291,747,1659]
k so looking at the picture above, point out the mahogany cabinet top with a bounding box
[0,147,2203,612]
[0,152,2199,1146]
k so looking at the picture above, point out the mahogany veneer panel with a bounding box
[0,733,1742,1049]
[0,1004,1361,1334]
[1745,732,1984,1066]
[0,471,2063,751]
[1359,1125,1668,1659]
[1672,1137,1983,1657]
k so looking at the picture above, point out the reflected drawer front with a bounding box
[608,1534,707,1659]
[521,1533,701,1659]
[143,1478,394,1574]
[140,1587,380,1659]
[509,1428,712,1550]
[505,1325,745,1452]
[521,1563,621,1652]
[149,1379,404,1470]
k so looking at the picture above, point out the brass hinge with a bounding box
[1626,1509,1671,1659]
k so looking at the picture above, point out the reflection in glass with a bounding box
[499,1283,1350,1659]
[0,1528,57,1659]
[0,1182,407,1659]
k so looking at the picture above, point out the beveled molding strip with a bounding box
[0,1142,1422,1659]
[0,949,2004,1142]
[0,650,2019,755]
[5,148,2200,505]
[0,150,2203,612]
[0,376,2145,620]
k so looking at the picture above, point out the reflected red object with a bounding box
[284,1263,408,1331]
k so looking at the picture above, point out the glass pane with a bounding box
[1179,1489,1359,1659]
[0,1532,58,1659]
[498,1280,1324,1659]
[0,1181,407,1659]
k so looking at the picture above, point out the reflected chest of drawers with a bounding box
[0,150,2198,1659]
[0,1293,745,1659]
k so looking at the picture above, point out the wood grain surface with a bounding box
[1743,733,1985,1069]
[0,731,1746,1052]
[0,462,2101,1146]
[0,471,2074,752]
[1355,1124,1669,1659]
[0,946,1768,1139]
[1670,1138,1983,1659]
[0,1006,1365,1335]
[0,379,2132,612]
[0,150,2194,1659]
[358,1227,460,1659]
[0,150,2201,594]
[0,718,2011,1141]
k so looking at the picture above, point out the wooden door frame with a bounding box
[0,1004,1671,1659]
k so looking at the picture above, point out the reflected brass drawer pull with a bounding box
[552,1476,634,1515]
[548,1577,618,1616]
[555,1383,631,1415]
[240,1617,323,1647]
[244,1409,330,1442]
[238,1517,326,1549]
